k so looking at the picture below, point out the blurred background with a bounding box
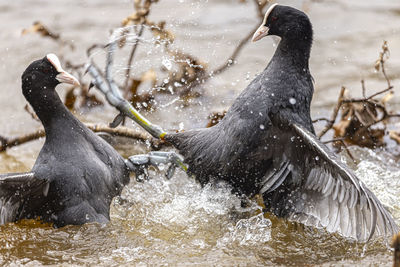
[0,0,399,266]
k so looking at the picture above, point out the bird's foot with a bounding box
[84,37,166,139]
[125,151,187,181]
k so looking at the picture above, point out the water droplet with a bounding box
[162,57,172,70]
[289,98,296,105]
[259,124,265,130]
[315,156,320,161]
[158,163,165,171]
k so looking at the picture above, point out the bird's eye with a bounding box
[270,16,278,22]
[42,67,50,74]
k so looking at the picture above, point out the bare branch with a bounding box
[312,117,331,123]
[0,124,170,152]
[361,79,366,98]
[366,86,393,100]
[322,137,346,144]
[212,24,259,75]
[0,129,45,152]
[317,86,345,139]
[340,140,356,163]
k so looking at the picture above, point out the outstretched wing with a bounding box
[261,123,398,242]
[0,172,49,224]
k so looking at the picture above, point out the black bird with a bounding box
[0,54,131,227]
[88,4,398,241]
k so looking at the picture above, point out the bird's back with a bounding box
[166,57,314,195]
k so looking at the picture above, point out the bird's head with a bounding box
[22,54,80,97]
[252,4,312,42]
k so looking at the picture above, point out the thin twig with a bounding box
[366,86,393,100]
[210,0,265,76]
[312,117,331,123]
[24,104,40,122]
[317,86,345,139]
[212,24,259,75]
[123,25,145,93]
[361,79,366,98]
[380,41,391,89]
[252,0,265,19]
[86,44,106,57]
[381,61,391,89]
[322,138,346,144]
[364,113,400,128]
[340,140,356,162]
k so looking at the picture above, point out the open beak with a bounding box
[56,71,80,86]
[252,25,270,42]
[46,53,80,86]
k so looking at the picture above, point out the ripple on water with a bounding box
[0,147,399,266]
[352,147,400,221]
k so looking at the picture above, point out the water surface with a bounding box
[0,0,399,266]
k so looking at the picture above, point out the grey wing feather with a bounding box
[260,161,291,195]
[290,124,398,241]
[0,172,49,224]
[262,123,398,242]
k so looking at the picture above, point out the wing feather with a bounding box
[0,172,48,224]
[262,123,398,242]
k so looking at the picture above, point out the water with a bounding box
[0,0,400,265]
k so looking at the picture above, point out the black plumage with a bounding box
[0,54,130,227]
[164,5,398,241]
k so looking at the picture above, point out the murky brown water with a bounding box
[0,0,400,266]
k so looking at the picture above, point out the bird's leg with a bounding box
[125,151,187,181]
[85,40,166,140]
[85,34,188,177]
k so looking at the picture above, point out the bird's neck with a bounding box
[273,36,312,70]
[23,86,77,134]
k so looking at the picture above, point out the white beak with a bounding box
[56,71,80,86]
[252,3,278,42]
[46,53,80,86]
[252,25,270,42]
